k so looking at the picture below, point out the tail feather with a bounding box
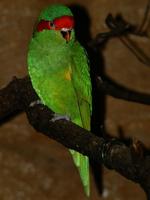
[70,149,90,196]
[70,100,91,196]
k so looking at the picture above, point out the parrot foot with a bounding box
[51,113,71,122]
[29,100,43,107]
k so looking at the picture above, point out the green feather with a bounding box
[28,4,92,196]
[38,4,73,21]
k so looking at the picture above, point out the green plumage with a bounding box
[28,4,92,196]
[38,4,73,22]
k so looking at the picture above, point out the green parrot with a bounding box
[27,4,92,196]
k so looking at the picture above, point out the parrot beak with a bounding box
[61,28,72,43]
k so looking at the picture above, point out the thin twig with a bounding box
[97,77,150,105]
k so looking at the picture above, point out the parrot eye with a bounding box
[50,22,55,28]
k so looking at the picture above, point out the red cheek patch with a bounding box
[37,20,52,32]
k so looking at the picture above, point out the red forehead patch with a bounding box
[53,16,75,30]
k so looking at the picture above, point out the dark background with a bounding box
[0,0,150,199]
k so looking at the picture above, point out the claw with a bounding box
[50,113,71,122]
[29,100,43,107]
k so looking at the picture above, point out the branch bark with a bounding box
[0,77,150,198]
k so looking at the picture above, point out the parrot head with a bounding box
[35,4,75,43]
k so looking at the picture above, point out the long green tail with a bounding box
[68,100,91,196]
[69,149,90,196]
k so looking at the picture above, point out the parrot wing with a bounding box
[69,42,92,196]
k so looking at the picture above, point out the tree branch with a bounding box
[89,13,150,67]
[97,76,150,105]
[0,77,150,198]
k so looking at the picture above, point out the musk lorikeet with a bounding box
[27,4,92,196]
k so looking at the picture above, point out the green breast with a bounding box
[28,30,82,123]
